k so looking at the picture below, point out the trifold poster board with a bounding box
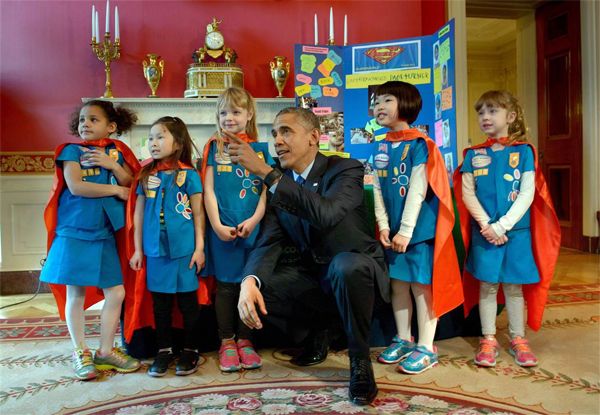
[294,20,457,183]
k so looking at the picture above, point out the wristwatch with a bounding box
[263,168,283,188]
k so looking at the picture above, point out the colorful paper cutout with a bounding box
[322,87,339,97]
[300,54,317,73]
[318,76,334,86]
[295,83,311,96]
[296,73,312,84]
[442,87,453,110]
[310,85,322,98]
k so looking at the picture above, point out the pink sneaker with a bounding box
[237,339,262,370]
[219,339,241,372]
[474,338,499,367]
[510,337,538,367]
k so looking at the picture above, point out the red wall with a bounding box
[0,0,446,152]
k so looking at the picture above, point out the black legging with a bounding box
[215,280,253,340]
[151,290,198,350]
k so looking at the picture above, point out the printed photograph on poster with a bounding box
[367,84,381,117]
[352,40,421,73]
[318,112,345,152]
[442,119,450,148]
[350,128,374,145]
[441,62,448,89]
[435,93,442,120]
[433,41,440,67]
[444,152,454,176]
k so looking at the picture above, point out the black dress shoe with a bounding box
[290,330,328,366]
[349,356,378,405]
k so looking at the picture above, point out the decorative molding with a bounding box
[82,97,295,159]
[0,152,55,174]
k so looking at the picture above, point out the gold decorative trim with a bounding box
[0,152,55,174]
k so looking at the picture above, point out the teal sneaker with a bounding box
[72,348,98,380]
[398,345,438,374]
[378,336,415,364]
[94,347,141,373]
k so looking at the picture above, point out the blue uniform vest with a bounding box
[138,168,203,259]
[207,141,273,246]
[55,143,126,240]
[372,138,438,244]
[461,144,535,230]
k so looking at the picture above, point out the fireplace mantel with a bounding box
[84,97,295,159]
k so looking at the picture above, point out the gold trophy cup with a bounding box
[143,54,164,97]
[270,56,290,98]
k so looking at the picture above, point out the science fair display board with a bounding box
[294,20,457,182]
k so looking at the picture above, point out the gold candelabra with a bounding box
[91,33,121,98]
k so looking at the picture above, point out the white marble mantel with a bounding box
[84,97,295,159]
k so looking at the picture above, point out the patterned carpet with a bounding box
[0,283,598,415]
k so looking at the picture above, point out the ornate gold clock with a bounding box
[185,17,244,98]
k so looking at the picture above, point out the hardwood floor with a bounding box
[0,248,597,319]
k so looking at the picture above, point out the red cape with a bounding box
[453,139,561,330]
[122,159,215,342]
[44,138,141,320]
[386,130,464,317]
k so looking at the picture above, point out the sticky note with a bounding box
[327,49,342,65]
[313,107,333,115]
[317,58,336,76]
[295,83,311,96]
[439,39,451,63]
[331,71,343,86]
[435,120,443,147]
[310,85,322,98]
[442,87,453,110]
[434,67,441,93]
[296,73,312,84]
[322,87,339,97]
[300,54,317,73]
[318,76,334,86]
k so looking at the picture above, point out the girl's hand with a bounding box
[114,185,130,201]
[215,224,237,241]
[84,148,118,171]
[237,218,258,239]
[189,249,205,274]
[129,251,143,271]
[391,234,410,253]
[480,224,500,243]
[379,229,392,249]
[493,234,509,246]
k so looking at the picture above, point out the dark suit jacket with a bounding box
[244,152,390,302]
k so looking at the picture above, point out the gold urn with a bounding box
[270,56,290,98]
[143,54,164,97]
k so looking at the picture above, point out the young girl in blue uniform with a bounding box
[130,116,206,377]
[201,87,273,372]
[41,100,141,380]
[371,81,463,374]
[455,90,560,368]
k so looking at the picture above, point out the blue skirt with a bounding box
[466,227,540,284]
[146,254,199,293]
[386,239,434,284]
[40,235,122,288]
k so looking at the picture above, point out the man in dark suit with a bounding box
[227,107,389,405]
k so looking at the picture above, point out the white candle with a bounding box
[95,10,100,39]
[115,6,119,39]
[314,14,318,45]
[329,7,333,41]
[105,0,110,34]
[92,5,96,39]
[344,15,348,45]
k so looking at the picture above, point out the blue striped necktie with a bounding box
[295,175,306,186]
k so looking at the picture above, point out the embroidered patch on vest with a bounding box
[374,152,390,169]
[401,144,410,161]
[474,148,487,155]
[176,171,187,187]
[509,152,520,168]
[109,149,119,161]
[175,192,192,220]
[257,152,264,160]
[147,175,161,189]
[473,168,488,177]
[145,190,156,198]
[472,155,491,168]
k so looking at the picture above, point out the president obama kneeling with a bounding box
[228,107,389,405]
